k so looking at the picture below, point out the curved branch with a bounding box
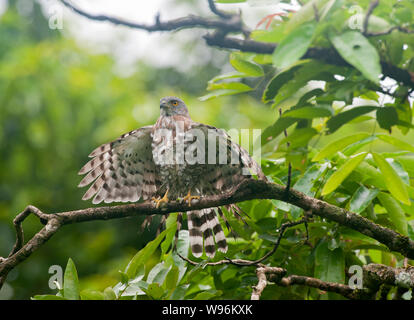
[251,263,414,300]
[60,0,244,33]
[59,0,414,89]
[1,179,414,290]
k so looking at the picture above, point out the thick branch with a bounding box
[251,263,414,300]
[1,179,414,291]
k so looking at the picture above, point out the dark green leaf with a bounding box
[376,107,399,130]
[326,106,377,133]
[330,31,381,83]
[349,186,379,214]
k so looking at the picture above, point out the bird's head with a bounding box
[159,96,189,117]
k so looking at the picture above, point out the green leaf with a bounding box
[312,133,371,161]
[208,71,247,84]
[103,287,117,300]
[290,163,329,219]
[125,227,170,278]
[343,135,378,156]
[349,186,379,214]
[279,127,318,149]
[326,106,378,133]
[315,240,345,284]
[322,152,367,195]
[164,266,179,290]
[144,283,165,299]
[200,83,252,101]
[372,153,410,205]
[207,82,252,92]
[80,289,105,300]
[161,213,177,254]
[193,290,222,300]
[63,258,79,300]
[147,262,171,285]
[260,117,299,146]
[253,200,273,220]
[330,31,381,84]
[377,107,399,130]
[31,295,67,300]
[216,0,246,3]
[262,60,309,102]
[283,104,333,119]
[377,134,414,153]
[272,22,317,69]
[377,192,408,236]
[230,53,264,77]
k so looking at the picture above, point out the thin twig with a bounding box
[363,0,379,35]
[207,0,233,19]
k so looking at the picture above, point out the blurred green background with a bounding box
[0,0,275,299]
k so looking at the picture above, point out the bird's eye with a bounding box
[171,100,179,107]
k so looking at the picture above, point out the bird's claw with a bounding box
[152,189,169,208]
[181,191,200,207]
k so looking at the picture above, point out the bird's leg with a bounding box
[152,189,169,208]
[181,190,200,207]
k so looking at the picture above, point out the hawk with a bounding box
[78,96,266,258]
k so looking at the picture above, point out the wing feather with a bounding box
[78,126,158,204]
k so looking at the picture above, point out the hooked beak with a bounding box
[160,101,169,110]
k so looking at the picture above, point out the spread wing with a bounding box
[188,122,266,194]
[78,126,159,204]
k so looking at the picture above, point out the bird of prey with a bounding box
[78,96,266,258]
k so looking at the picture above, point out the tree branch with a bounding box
[60,0,244,33]
[251,263,414,300]
[1,179,414,290]
[59,0,414,89]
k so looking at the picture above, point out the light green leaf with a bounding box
[377,192,408,236]
[279,127,318,149]
[103,287,117,300]
[144,283,165,299]
[63,258,79,300]
[147,262,171,285]
[377,134,414,153]
[322,152,367,195]
[312,133,371,161]
[330,31,381,84]
[230,53,264,77]
[193,290,222,300]
[372,153,410,205]
[349,186,379,214]
[283,104,333,119]
[164,266,179,290]
[31,295,67,300]
[272,22,317,69]
[80,289,105,300]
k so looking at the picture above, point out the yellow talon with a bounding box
[152,189,169,208]
[182,190,200,206]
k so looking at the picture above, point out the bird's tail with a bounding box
[187,208,227,258]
